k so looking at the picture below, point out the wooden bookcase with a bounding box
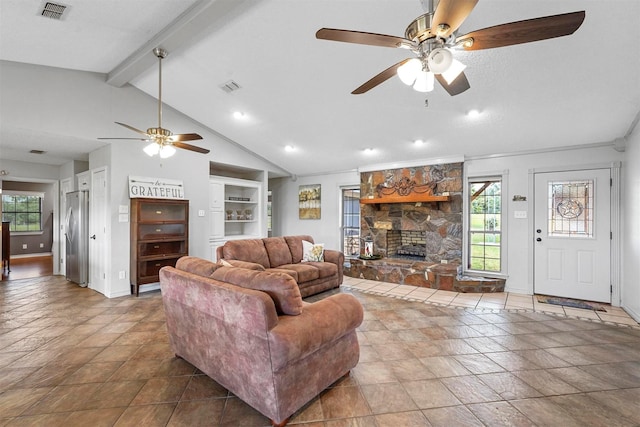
[130,198,188,296]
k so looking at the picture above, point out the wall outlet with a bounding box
[441,259,448,264]
[22,244,27,249]
[118,271,126,280]
[39,243,44,248]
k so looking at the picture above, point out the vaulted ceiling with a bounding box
[1,0,639,176]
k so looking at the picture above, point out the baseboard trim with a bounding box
[11,252,53,259]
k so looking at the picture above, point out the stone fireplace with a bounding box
[359,162,463,264]
[345,162,505,293]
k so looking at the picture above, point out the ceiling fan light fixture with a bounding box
[159,145,176,159]
[427,48,453,74]
[413,70,434,92]
[397,58,422,85]
[441,58,466,84]
[143,142,160,157]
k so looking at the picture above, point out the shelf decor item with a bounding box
[299,184,321,219]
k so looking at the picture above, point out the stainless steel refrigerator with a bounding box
[65,190,89,286]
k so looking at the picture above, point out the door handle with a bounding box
[90,234,96,240]
[536,237,542,242]
[536,229,542,233]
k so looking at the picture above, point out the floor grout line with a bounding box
[341,280,640,329]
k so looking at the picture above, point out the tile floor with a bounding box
[0,275,639,426]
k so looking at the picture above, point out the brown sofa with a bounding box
[160,256,363,426]
[216,235,344,297]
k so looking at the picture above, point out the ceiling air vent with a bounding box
[40,2,68,20]
[219,80,241,93]
[30,149,46,154]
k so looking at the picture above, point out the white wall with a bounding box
[465,145,625,295]
[270,170,359,251]
[0,159,60,181]
[623,129,640,321]
[273,146,630,304]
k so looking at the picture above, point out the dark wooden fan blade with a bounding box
[352,59,413,95]
[435,72,470,96]
[457,11,585,51]
[316,28,415,49]
[114,122,149,136]
[173,141,210,154]
[432,0,478,37]
[171,133,203,142]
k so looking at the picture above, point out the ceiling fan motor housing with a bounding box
[147,127,172,138]
[405,13,436,42]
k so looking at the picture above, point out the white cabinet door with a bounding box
[210,181,224,211]
[76,171,91,191]
[210,210,224,239]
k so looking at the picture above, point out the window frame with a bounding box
[340,186,360,258]
[1,190,45,233]
[463,172,508,278]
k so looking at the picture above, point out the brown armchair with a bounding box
[160,257,363,426]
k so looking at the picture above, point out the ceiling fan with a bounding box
[99,48,210,157]
[316,0,585,96]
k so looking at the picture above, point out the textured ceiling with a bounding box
[1,0,639,175]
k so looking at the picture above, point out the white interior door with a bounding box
[534,169,611,302]
[58,178,73,275]
[89,167,108,295]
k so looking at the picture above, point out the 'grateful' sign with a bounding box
[128,176,184,199]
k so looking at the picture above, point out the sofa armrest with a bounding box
[323,249,344,282]
[219,259,266,271]
[267,294,363,370]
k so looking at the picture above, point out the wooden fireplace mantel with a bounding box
[360,194,450,204]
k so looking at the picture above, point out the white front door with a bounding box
[89,167,108,296]
[534,169,611,302]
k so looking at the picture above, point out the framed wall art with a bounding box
[299,184,321,219]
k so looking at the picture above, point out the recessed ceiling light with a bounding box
[413,139,425,146]
[233,111,246,119]
[363,148,375,154]
[284,145,295,152]
[467,109,481,118]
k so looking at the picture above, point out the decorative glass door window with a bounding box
[547,180,593,238]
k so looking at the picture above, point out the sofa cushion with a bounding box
[263,237,293,268]
[176,256,220,277]
[304,262,337,279]
[276,264,320,283]
[210,266,303,315]
[221,239,271,269]
[284,235,314,264]
[219,259,265,271]
[266,268,299,282]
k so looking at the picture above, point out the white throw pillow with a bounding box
[302,240,325,262]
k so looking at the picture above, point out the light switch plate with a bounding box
[198,209,205,217]
[514,210,527,219]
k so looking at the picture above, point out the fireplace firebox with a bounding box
[387,230,426,259]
